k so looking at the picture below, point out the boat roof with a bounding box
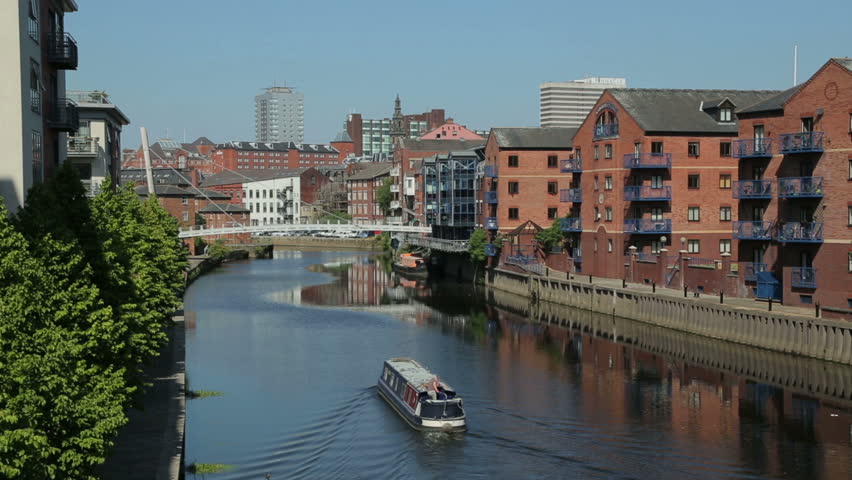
[385,358,453,393]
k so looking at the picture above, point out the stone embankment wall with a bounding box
[486,268,852,366]
[267,237,380,250]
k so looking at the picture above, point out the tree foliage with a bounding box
[375,178,393,214]
[534,219,565,251]
[467,228,488,264]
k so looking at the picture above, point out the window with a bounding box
[720,142,732,157]
[575,148,581,159]
[720,108,732,122]
[607,239,613,253]
[604,176,613,190]
[181,197,189,205]
[651,241,662,254]
[651,142,664,154]
[605,144,613,159]
[547,181,558,194]
[508,181,519,194]
[634,142,641,155]
[719,174,731,189]
[508,155,518,167]
[801,117,814,133]
[688,206,700,221]
[605,207,613,221]
[593,176,599,191]
[650,208,663,221]
[547,208,558,219]
[848,206,852,226]
[719,239,731,254]
[687,240,700,254]
[182,212,189,222]
[688,142,700,157]
[594,146,599,160]
[720,206,732,221]
[688,174,700,189]
[848,159,852,179]
[547,155,557,168]
[849,252,852,273]
[30,60,40,113]
[650,175,663,188]
[31,131,42,184]
[28,0,38,41]
[508,208,519,219]
[594,207,600,221]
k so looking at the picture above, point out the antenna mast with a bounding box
[793,45,798,86]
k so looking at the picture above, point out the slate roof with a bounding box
[608,89,780,133]
[134,185,194,196]
[333,131,353,142]
[198,203,249,214]
[200,168,310,187]
[192,136,215,145]
[215,141,339,154]
[833,57,852,71]
[397,138,486,152]
[346,162,392,181]
[194,188,230,200]
[737,86,801,115]
[120,168,191,186]
[490,127,576,149]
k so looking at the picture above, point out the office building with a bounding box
[255,86,304,143]
[345,96,445,156]
[540,77,627,128]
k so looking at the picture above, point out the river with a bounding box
[183,250,852,479]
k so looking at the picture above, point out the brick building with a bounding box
[480,127,576,234]
[419,119,484,141]
[210,141,347,173]
[569,88,778,280]
[133,184,228,227]
[732,58,852,311]
[346,96,446,156]
[125,137,217,173]
[346,162,392,224]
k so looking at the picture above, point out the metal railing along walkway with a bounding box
[178,222,431,239]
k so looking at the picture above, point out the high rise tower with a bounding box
[255,86,304,143]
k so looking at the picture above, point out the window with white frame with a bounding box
[688,206,700,221]
[719,239,731,254]
[687,240,700,253]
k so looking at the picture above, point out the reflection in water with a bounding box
[184,251,852,480]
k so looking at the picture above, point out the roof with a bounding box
[397,138,486,152]
[192,136,215,145]
[507,219,544,237]
[333,131,353,142]
[134,185,194,196]
[346,162,392,181]
[194,188,230,200]
[832,57,852,71]
[490,127,576,149]
[198,203,249,214]
[200,168,310,187]
[608,89,780,133]
[215,141,339,154]
[120,168,192,186]
[737,86,801,115]
[385,358,453,393]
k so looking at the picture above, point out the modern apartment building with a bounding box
[422,149,480,240]
[255,86,304,143]
[1,0,79,212]
[540,77,627,128]
[66,90,129,196]
[345,96,445,156]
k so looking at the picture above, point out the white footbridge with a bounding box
[178,222,431,239]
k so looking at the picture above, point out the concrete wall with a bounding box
[486,267,852,365]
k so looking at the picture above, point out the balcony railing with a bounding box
[67,136,98,156]
[485,217,498,230]
[390,167,400,177]
[741,262,768,282]
[560,217,582,232]
[779,132,824,154]
[390,184,400,193]
[733,179,773,199]
[623,185,671,201]
[46,98,79,132]
[484,244,498,256]
[636,252,658,263]
[593,123,619,139]
[777,177,824,198]
[624,218,671,234]
[733,138,773,158]
[560,158,582,173]
[559,188,582,203]
[82,181,101,198]
[790,267,817,289]
[484,165,498,178]
[732,221,773,240]
[777,222,823,243]
[47,32,78,70]
[506,255,539,266]
[389,200,401,210]
[623,152,672,169]
[484,191,498,204]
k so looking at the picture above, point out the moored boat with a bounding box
[377,358,466,432]
[391,253,428,279]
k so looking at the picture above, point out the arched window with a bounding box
[594,110,619,138]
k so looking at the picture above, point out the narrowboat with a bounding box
[391,253,428,279]
[377,358,466,432]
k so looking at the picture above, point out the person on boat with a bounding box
[430,377,447,401]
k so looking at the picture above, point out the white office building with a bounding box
[540,77,627,128]
[243,174,302,226]
[66,91,129,196]
[255,86,304,143]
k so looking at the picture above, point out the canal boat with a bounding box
[391,253,428,279]
[377,358,466,432]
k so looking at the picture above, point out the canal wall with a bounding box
[267,236,380,250]
[487,287,852,405]
[485,268,852,366]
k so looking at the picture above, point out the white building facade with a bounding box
[540,77,627,128]
[66,91,129,196]
[255,86,304,143]
[243,175,302,226]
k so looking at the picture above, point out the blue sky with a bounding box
[66,0,851,149]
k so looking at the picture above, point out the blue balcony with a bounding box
[560,217,582,232]
[777,177,824,198]
[484,244,498,257]
[624,218,672,234]
[507,255,539,266]
[733,138,773,158]
[484,165,498,178]
[559,188,582,203]
[484,191,498,204]
[733,221,773,240]
[777,222,823,243]
[623,185,671,201]
[732,179,773,199]
[485,217,498,230]
[741,262,768,282]
[790,267,817,289]
[560,157,582,173]
[779,132,824,154]
[594,123,619,139]
[623,152,672,169]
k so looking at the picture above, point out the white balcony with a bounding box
[390,184,400,193]
[390,200,401,210]
[68,136,98,156]
[390,167,400,177]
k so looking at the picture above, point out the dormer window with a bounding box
[720,108,732,122]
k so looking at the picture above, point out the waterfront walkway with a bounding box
[99,315,186,480]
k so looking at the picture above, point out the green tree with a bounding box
[207,239,232,261]
[375,178,393,214]
[534,219,565,251]
[467,228,489,280]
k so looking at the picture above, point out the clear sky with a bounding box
[66,0,852,149]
